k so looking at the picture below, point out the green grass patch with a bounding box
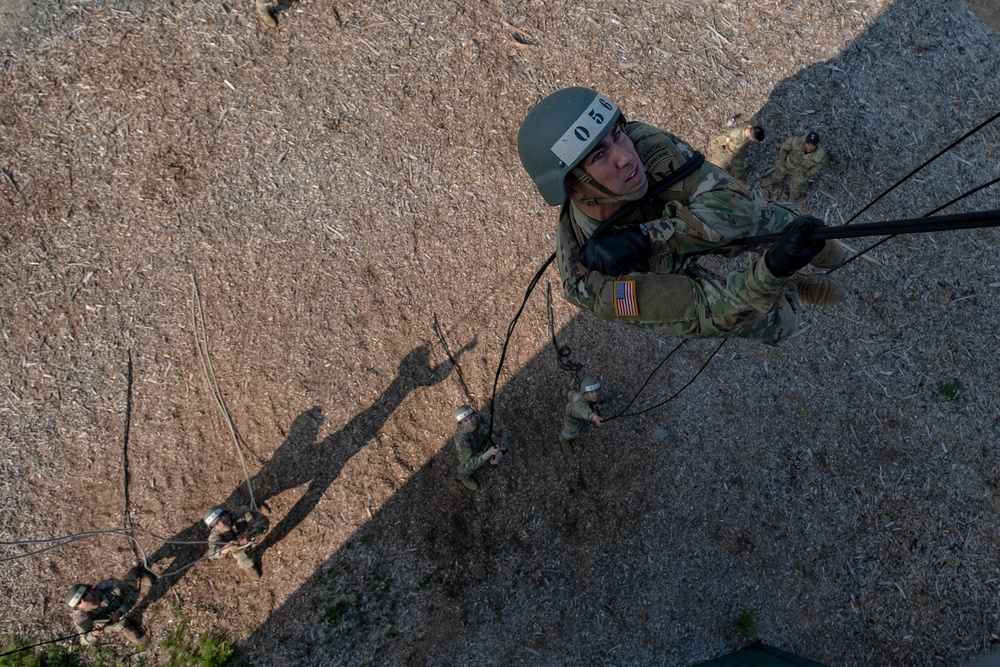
[0,634,130,667]
[939,379,963,401]
[159,624,245,667]
[735,605,756,635]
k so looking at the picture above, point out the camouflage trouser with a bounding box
[121,566,142,590]
[560,415,589,442]
[232,545,256,570]
[763,164,809,200]
[728,154,747,180]
[457,457,482,483]
[256,0,276,13]
[722,285,802,343]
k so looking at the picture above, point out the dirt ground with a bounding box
[3,0,1000,665]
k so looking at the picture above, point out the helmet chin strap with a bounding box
[571,167,649,208]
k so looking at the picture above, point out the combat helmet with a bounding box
[454,405,475,423]
[518,87,646,207]
[580,378,601,393]
[66,584,88,608]
[203,506,226,529]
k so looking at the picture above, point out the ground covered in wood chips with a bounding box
[3,0,1000,665]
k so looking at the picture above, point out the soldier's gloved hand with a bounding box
[764,216,826,278]
[581,225,652,275]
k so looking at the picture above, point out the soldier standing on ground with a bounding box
[559,378,610,454]
[453,405,510,492]
[66,564,156,645]
[204,505,270,580]
[761,131,827,201]
[707,122,765,180]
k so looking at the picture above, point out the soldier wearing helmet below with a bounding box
[453,405,510,492]
[66,563,156,645]
[204,505,270,580]
[559,378,611,455]
[517,88,847,343]
[761,131,828,201]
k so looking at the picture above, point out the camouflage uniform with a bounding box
[560,389,609,443]
[557,121,803,344]
[208,507,269,572]
[71,568,141,645]
[762,135,827,200]
[255,0,278,26]
[707,125,754,179]
[454,413,509,485]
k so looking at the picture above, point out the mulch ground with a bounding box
[3,0,1000,665]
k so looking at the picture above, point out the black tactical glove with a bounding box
[764,216,826,278]
[580,225,652,275]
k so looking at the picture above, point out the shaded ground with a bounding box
[2,1,1000,666]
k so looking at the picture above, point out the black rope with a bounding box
[122,349,139,565]
[545,279,583,384]
[604,339,688,421]
[613,339,728,419]
[0,632,88,658]
[722,209,1000,247]
[832,178,1000,272]
[485,252,556,443]
[432,313,474,404]
[843,109,1000,226]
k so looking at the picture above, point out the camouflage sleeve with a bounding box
[556,196,789,337]
[778,136,793,163]
[806,148,827,174]
[707,132,730,153]
[207,531,227,559]
[72,610,95,641]
[569,396,597,422]
[236,509,269,537]
[493,422,511,449]
[111,580,137,616]
[248,510,269,536]
[555,209,605,313]
[595,389,618,413]
[454,429,487,474]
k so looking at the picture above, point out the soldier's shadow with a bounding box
[132,342,472,620]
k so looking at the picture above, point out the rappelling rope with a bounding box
[484,253,555,443]
[545,279,584,386]
[0,528,216,577]
[843,110,1000,226]
[827,179,1000,272]
[190,273,257,511]
[0,632,90,659]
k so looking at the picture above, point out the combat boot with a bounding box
[810,239,848,269]
[559,437,573,455]
[760,173,777,187]
[459,476,479,491]
[793,273,844,306]
[120,619,143,644]
[258,8,277,28]
[244,563,263,581]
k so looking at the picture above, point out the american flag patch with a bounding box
[614,280,638,317]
